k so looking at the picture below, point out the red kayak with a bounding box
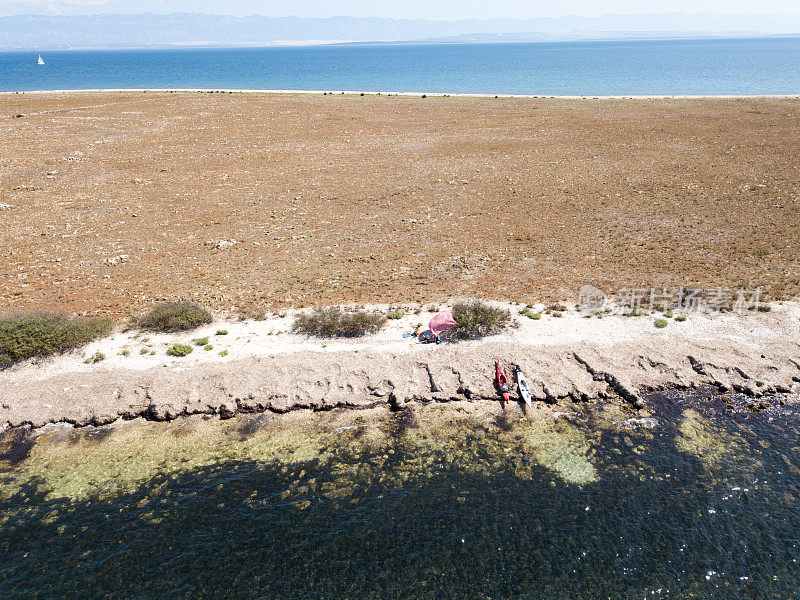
[495,359,510,404]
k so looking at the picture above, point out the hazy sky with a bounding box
[2,0,800,19]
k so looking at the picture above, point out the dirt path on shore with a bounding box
[2,92,800,317]
[2,303,798,429]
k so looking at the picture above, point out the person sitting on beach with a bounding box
[418,329,438,343]
[410,323,439,343]
[405,323,441,343]
[421,309,459,343]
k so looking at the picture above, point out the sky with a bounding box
[2,0,800,19]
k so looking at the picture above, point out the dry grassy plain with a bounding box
[2,92,799,318]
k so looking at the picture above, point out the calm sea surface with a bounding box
[2,392,800,599]
[1,37,799,95]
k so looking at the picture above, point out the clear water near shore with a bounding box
[1,393,799,599]
[2,36,800,95]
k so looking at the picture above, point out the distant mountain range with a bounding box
[2,13,800,50]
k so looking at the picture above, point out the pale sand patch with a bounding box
[520,419,599,485]
[6,300,798,381]
[675,408,757,476]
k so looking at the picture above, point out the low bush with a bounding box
[522,310,541,320]
[216,329,228,336]
[654,318,669,328]
[84,351,106,364]
[166,343,193,357]
[447,300,511,340]
[136,302,212,333]
[0,312,113,369]
[387,310,404,320]
[292,307,385,338]
[195,337,209,346]
[675,315,688,322]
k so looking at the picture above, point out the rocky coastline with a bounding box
[2,303,799,431]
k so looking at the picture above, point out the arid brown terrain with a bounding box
[2,92,799,318]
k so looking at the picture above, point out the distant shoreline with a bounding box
[3,32,800,53]
[4,88,800,99]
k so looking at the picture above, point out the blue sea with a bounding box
[1,36,799,95]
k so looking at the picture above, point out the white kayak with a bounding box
[515,366,533,410]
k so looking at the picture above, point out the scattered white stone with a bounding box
[0,203,13,209]
[215,239,237,250]
[624,417,658,429]
[104,254,129,266]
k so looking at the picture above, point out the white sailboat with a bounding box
[37,54,45,65]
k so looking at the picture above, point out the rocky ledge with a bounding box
[2,319,799,429]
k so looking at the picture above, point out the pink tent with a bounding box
[429,310,458,337]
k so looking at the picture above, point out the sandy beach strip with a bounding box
[5,88,800,99]
[2,301,799,429]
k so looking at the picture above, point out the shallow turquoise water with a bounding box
[1,394,799,599]
[2,37,800,95]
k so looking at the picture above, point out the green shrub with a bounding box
[166,343,193,357]
[292,307,385,338]
[136,302,212,333]
[203,344,213,351]
[119,349,130,357]
[83,350,106,365]
[663,310,674,318]
[0,312,113,369]
[552,311,563,318]
[675,315,688,322]
[522,310,541,320]
[140,347,150,355]
[84,351,106,364]
[447,300,511,340]
[216,329,228,336]
[387,310,404,320]
[219,349,229,357]
[654,318,669,328]
[195,337,209,346]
